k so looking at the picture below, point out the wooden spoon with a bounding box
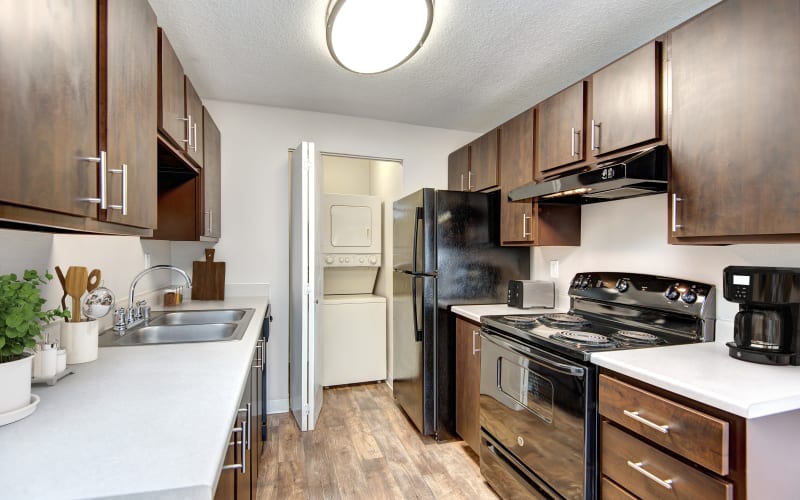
[64,266,88,323]
[54,266,68,310]
[87,269,101,293]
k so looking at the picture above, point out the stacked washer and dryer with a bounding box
[320,193,387,386]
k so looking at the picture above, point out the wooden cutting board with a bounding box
[192,249,225,300]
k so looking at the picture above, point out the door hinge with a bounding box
[303,283,312,295]
[302,404,310,416]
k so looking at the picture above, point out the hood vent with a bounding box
[508,145,668,204]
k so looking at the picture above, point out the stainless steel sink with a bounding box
[99,308,255,347]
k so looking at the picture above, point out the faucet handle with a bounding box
[113,308,126,328]
[134,300,148,320]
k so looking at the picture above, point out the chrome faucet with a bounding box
[114,265,192,333]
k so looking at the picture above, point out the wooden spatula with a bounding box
[87,269,101,292]
[65,266,88,323]
[54,266,68,310]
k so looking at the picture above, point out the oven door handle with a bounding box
[482,330,586,378]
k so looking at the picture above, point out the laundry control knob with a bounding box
[345,257,350,263]
[369,256,377,264]
[664,285,680,301]
[359,257,365,264]
[338,257,345,263]
[325,256,334,264]
[615,279,629,293]
[682,290,698,304]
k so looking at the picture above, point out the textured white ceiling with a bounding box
[147,0,720,133]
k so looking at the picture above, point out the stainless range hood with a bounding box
[508,145,668,204]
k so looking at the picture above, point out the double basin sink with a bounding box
[99,308,255,347]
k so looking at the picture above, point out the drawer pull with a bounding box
[627,461,674,490]
[624,410,670,434]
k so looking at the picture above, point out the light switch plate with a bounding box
[549,260,559,278]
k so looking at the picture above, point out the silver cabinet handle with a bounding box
[245,402,252,450]
[467,171,474,191]
[671,193,683,232]
[570,127,576,157]
[623,410,670,434]
[78,151,107,209]
[591,119,600,151]
[522,212,532,238]
[221,426,245,472]
[253,340,263,368]
[108,163,128,215]
[237,406,251,453]
[192,122,198,152]
[627,461,673,490]
[177,116,190,144]
[472,330,480,356]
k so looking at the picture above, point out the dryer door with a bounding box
[331,204,373,247]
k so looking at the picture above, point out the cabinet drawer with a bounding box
[602,422,733,500]
[601,476,636,500]
[599,374,729,475]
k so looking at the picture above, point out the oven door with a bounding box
[479,328,596,499]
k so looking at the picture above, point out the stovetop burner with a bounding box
[539,313,589,326]
[612,330,665,345]
[552,330,614,346]
[502,315,537,326]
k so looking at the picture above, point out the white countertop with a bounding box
[592,342,800,419]
[0,297,269,500]
[450,304,563,323]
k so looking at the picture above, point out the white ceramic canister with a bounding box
[61,320,99,364]
[0,353,33,414]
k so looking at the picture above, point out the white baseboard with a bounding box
[267,398,289,414]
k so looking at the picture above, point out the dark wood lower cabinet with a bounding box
[215,345,261,500]
[455,317,481,453]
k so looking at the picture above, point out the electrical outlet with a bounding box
[550,260,559,279]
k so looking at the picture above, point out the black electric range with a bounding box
[478,272,716,499]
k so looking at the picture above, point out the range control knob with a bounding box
[580,277,590,289]
[664,285,681,301]
[615,279,629,293]
[682,290,698,304]
[369,256,378,265]
[325,256,334,264]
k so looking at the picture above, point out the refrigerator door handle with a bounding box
[412,206,424,274]
[411,276,423,342]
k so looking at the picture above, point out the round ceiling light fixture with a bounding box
[326,0,434,74]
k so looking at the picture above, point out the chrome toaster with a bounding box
[507,280,555,309]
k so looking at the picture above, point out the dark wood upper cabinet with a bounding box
[455,317,481,454]
[469,129,499,191]
[158,29,187,149]
[185,76,204,168]
[498,109,535,244]
[536,81,586,175]
[590,41,661,157]
[202,108,221,240]
[669,0,800,243]
[0,0,99,219]
[100,0,157,229]
[447,145,470,191]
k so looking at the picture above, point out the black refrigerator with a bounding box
[392,188,530,439]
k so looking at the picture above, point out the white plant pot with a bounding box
[0,353,33,415]
[61,320,99,364]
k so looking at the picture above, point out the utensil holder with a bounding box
[61,320,99,364]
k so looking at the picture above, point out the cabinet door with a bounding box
[591,41,660,157]
[537,81,586,174]
[102,0,157,229]
[499,109,535,244]
[0,0,99,218]
[202,108,222,240]
[236,363,253,500]
[448,145,470,191]
[185,76,204,167]
[213,441,236,500]
[158,29,187,148]
[455,318,481,453]
[670,0,800,241]
[469,129,499,191]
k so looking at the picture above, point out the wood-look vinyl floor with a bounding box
[257,382,499,500]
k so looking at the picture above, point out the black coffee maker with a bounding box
[724,266,800,365]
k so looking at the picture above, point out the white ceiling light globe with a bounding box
[327,0,434,74]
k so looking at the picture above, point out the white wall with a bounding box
[203,100,477,412]
[532,194,800,342]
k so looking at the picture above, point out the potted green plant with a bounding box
[0,270,68,418]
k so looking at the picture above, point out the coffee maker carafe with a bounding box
[724,266,800,365]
